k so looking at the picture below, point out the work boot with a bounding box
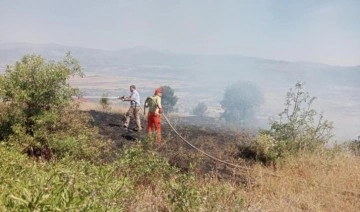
[133,127,142,132]
[135,119,142,132]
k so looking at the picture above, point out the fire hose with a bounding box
[74,96,120,99]
[75,96,360,195]
[76,95,252,170]
[74,95,360,195]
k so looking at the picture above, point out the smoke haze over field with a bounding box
[0,0,359,142]
[0,42,359,142]
[0,0,359,66]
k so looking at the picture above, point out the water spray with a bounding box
[75,96,120,99]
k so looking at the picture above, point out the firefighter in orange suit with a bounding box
[146,88,163,143]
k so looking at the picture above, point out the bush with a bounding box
[192,102,208,117]
[0,53,82,141]
[240,134,288,164]
[0,53,112,161]
[261,81,333,153]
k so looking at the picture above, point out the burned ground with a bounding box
[88,110,258,184]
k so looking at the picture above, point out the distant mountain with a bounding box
[0,42,359,87]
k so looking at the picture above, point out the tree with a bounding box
[0,53,82,143]
[220,81,263,123]
[192,102,208,117]
[262,81,333,151]
[100,93,111,111]
[160,85,178,113]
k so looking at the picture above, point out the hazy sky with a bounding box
[0,0,359,66]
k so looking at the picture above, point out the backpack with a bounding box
[144,96,157,115]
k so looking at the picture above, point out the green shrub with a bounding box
[117,143,176,186]
[0,53,113,161]
[0,53,81,141]
[167,173,201,211]
[0,145,133,211]
[192,102,208,117]
[261,82,333,153]
[250,134,287,163]
[238,134,288,164]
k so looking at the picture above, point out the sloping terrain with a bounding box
[87,109,257,183]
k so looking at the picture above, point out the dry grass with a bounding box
[244,151,360,211]
[76,100,128,114]
[128,186,170,212]
[105,140,360,211]
[72,105,360,211]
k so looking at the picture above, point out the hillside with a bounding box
[88,108,247,175]
[1,42,359,86]
[2,105,360,211]
[0,51,359,211]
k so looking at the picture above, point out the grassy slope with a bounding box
[1,104,359,211]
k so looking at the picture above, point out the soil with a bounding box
[88,110,258,184]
